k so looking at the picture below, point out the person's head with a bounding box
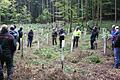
[76,26,79,31]
[10,25,15,30]
[10,26,14,31]
[14,25,16,29]
[1,24,8,34]
[53,27,55,31]
[112,25,115,30]
[60,28,63,31]
[93,26,97,29]
[20,27,23,31]
[115,26,120,32]
[30,29,33,32]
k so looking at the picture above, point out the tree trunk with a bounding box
[69,0,72,33]
[96,0,100,26]
[85,0,88,27]
[81,0,83,18]
[77,0,80,17]
[92,0,95,22]
[100,0,102,24]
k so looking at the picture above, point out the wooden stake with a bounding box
[61,40,65,69]
[102,28,107,54]
[47,33,49,44]
[71,36,74,52]
[21,37,24,58]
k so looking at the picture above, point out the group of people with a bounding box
[0,23,120,79]
[52,26,82,49]
[52,28,66,48]
[111,25,120,69]
[0,24,34,80]
[52,25,99,50]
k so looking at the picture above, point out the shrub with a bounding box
[83,54,102,64]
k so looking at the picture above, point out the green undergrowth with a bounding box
[33,47,59,60]
[82,53,103,64]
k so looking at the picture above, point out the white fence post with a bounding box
[47,33,49,44]
[102,28,107,55]
[71,36,74,52]
[61,40,65,69]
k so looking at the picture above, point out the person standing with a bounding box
[18,27,23,50]
[13,25,19,41]
[52,28,57,45]
[73,26,81,48]
[90,26,99,49]
[9,26,18,43]
[113,26,120,68]
[59,28,66,48]
[0,25,16,80]
[111,25,116,50]
[27,29,34,48]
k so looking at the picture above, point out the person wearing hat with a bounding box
[0,24,16,80]
[52,28,57,45]
[72,26,81,48]
[113,26,120,68]
[111,25,116,50]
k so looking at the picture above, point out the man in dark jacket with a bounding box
[59,28,66,48]
[18,27,23,50]
[0,25,16,80]
[52,28,57,45]
[27,29,34,47]
[90,26,99,49]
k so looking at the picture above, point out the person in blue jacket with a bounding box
[111,25,116,50]
[113,26,120,68]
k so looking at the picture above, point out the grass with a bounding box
[17,21,113,66]
[33,48,59,60]
[82,53,103,64]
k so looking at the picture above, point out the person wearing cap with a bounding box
[111,25,116,50]
[113,26,120,68]
[52,28,57,45]
[0,24,16,80]
[73,26,81,48]
[90,26,99,49]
